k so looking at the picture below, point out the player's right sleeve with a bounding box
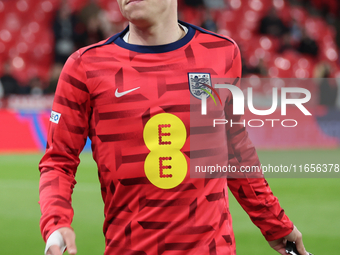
[39,50,91,242]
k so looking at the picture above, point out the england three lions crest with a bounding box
[188,73,213,100]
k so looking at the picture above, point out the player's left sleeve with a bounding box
[225,42,294,241]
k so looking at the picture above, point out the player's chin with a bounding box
[123,5,146,18]
[127,12,153,27]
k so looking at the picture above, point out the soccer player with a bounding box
[39,0,309,254]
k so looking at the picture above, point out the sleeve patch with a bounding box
[50,111,61,124]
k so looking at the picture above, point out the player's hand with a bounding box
[46,227,77,255]
[268,225,308,255]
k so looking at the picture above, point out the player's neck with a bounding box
[128,20,185,46]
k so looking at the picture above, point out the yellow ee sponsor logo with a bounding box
[143,113,187,189]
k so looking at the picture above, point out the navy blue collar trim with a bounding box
[81,20,234,55]
[113,21,195,53]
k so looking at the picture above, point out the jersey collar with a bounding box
[111,20,196,54]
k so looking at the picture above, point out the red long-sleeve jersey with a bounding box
[39,21,293,255]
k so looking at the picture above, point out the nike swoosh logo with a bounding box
[115,87,140,98]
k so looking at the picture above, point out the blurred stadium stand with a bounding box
[0,0,339,85]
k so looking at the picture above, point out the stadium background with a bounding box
[0,0,339,254]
